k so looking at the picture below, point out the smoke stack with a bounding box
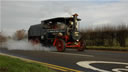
[73,13,78,31]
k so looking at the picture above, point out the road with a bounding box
[0,48,128,72]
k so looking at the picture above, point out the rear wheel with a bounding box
[30,38,40,45]
[55,39,66,52]
[77,40,85,51]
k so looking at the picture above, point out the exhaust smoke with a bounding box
[0,37,56,51]
[7,40,56,51]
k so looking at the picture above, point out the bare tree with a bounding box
[14,29,26,40]
[0,32,7,44]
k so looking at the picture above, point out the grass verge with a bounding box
[0,55,55,72]
[86,46,128,51]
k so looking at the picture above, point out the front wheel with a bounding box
[55,39,66,52]
[77,40,85,51]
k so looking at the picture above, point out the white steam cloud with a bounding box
[0,39,57,51]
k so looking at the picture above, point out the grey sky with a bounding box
[0,0,128,36]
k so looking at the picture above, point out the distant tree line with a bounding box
[81,25,128,47]
[0,29,27,44]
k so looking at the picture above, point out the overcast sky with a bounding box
[0,0,128,36]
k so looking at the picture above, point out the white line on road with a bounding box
[49,52,94,57]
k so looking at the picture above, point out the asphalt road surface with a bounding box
[0,48,128,72]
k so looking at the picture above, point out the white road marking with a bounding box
[50,52,94,57]
[112,66,128,72]
[76,61,128,72]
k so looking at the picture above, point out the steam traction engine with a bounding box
[28,14,85,52]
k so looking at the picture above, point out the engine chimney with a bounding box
[73,13,78,31]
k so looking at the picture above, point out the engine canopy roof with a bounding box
[41,17,81,24]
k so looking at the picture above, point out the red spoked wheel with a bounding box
[77,40,85,51]
[55,39,66,52]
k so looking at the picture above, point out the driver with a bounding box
[67,21,73,35]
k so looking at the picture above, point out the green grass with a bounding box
[86,46,128,51]
[0,55,55,72]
